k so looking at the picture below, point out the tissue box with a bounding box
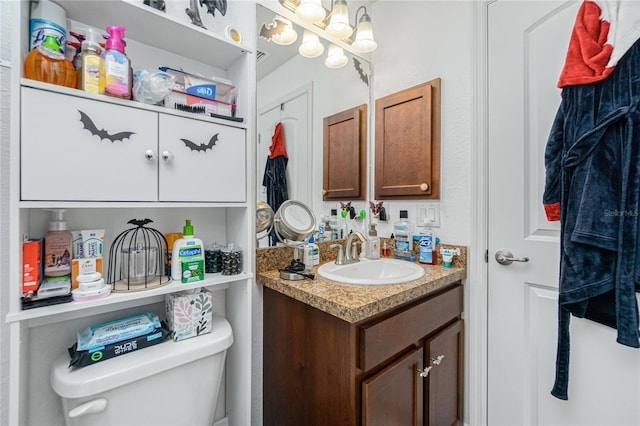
[165,289,213,341]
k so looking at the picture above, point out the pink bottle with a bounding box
[101,26,132,99]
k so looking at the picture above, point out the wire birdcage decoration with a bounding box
[106,218,170,292]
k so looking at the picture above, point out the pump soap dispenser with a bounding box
[101,26,132,99]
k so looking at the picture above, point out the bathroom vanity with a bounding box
[259,255,465,426]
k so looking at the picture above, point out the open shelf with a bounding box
[56,0,252,69]
[7,272,253,326]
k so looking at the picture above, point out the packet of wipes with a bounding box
[76,312,161,351]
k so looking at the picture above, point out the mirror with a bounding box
[256,2,371,247]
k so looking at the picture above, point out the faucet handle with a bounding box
[330,244,345,265]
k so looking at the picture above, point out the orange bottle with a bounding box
[24,34,76,88]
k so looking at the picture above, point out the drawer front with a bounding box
[158,114,246,202]
[359,284,462,371]
[21,87,158,201]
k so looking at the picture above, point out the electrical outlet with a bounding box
[416,203,440,227]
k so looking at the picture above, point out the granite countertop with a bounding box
[257,240,467,323]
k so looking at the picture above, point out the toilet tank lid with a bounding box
[50,315,233,399]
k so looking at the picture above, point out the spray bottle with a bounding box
[101,26,131,99]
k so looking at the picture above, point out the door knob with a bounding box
[495,249,529,265]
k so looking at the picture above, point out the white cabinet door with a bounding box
[158,114,246,202]
[21,87,158,201]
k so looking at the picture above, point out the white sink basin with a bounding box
[318,258,425,285]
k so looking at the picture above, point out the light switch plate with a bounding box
[416,203,440,228]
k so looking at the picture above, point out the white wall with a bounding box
[371,0,473,245]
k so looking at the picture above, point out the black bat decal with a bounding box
[354,58,369,86]
[128,218,154,227]
[200,0,226,16]
[260,18,288,41]
[181,133,219,152]
[78,110,136,142]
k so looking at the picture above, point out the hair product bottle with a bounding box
[44,209,73,277]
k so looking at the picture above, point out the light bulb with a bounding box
[298,30,325,58]
[271,18,298,46]
[351,13,377,53]
[326,0,353,39]
[296,0,326,24]
[324,44,348,68]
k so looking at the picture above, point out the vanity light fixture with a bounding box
[324,43,348,68]
[325,0,352,39]
[295,0,326,24]
[351,5,377,53]
[298,30,325,58]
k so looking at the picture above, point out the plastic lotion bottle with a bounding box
[76,28,104,93]
[44,209,73,277]
[367,223,380,260]
[393,210,413,261]
[171,220,205,283]
[302,234,320,269]
[101,26,131,99]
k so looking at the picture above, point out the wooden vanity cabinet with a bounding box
[263,283,463,426]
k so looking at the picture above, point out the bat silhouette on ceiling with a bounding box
[354,58,369,86]
[181,133,219,152]
[259,18,289,41]
[201,0,227,16]
[78,110,135,142]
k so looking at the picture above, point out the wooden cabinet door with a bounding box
[425,319,464,426]
[323,104,367,200]
[21,87,158,201]
[158,114,246,202]
[374,78,440,200]
[362,347,424,426]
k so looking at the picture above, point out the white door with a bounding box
[487,1,640,425]
[257,87,311,209]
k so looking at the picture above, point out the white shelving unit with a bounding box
[5,1,256,425]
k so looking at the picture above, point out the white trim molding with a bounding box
[467,1,491,425]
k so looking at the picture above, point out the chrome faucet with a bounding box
[344,231,367,264]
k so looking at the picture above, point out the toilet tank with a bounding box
[51,315,233,426]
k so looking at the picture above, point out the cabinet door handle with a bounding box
[417,355,445,378]
[431,354,445,365]
[144,149,156,162]
[417,366,433,378]
[161,151,174,162]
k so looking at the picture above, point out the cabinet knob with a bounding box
[420,183,429,192]
[322,189,327,195]
[161,151,174,163]
[144,150,156,162]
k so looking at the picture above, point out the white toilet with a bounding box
[51,315,233,426]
